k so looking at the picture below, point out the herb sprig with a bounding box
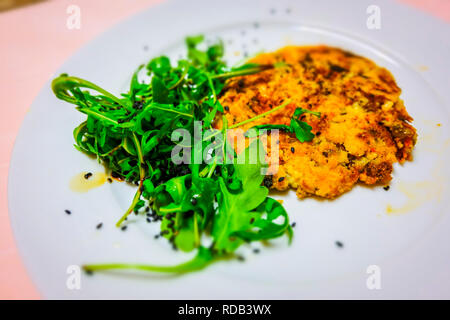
[51,35,315,274]
[245,108,321,142]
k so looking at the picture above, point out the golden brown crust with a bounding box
[217,45,417,199]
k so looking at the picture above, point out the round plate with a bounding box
[8,0,450,299]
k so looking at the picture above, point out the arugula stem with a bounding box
[78,108,133,128]
[168,67,189,90]
[206,159,217,178]
[168,68,189,90]
[52,75,133,112]
[210,64,274,80]
[143,105,194,118]
[115,133,145,227]
[229,99,292,129]
[159,205,182,214]
[198,165,210,178]
[99,143,123,157]
[83,247,213,274]
[201,99,292,142]
[206,75,217,103]
[193,213,200,247]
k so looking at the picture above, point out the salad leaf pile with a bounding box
[52,36,316,274]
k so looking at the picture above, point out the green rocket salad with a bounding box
[52,35,317,274]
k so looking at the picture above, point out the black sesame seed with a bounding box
[121,226,127,231]
[383,186,390,191]
[133,100,143,110]
[291,147,295,153]
[278,177,285,182]
[224,106,229,111]
[191,198,198,206]
[96,223,103,230]
[316,131,321,136]
[253,248,260,254]
[335,241,344,248]
[111,171,121,178]
[65,209,71,215]
[84,172,93,179]
[154,234,160,239]
[250,217,255,224]
[237,255,245,261]
[85,269,94,276]
[263,176,273,188]
[291,222,296,228]
[146,218,151,223]
[107,178,113,183]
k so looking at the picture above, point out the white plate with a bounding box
[8,0,450,299]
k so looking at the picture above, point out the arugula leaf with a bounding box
[246,107,321,142]
[186,35,209,66]
[151,77,171,103]
[290,108,321,142]
[212,141,269,253]
[290,118,314,142]
[235,197,293,242]
[148,56,171,76]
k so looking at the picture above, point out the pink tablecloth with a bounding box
[0,0,448,299]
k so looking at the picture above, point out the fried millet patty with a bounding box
[217,46,417,199]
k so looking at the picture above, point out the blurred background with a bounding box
[0,0,448,299]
